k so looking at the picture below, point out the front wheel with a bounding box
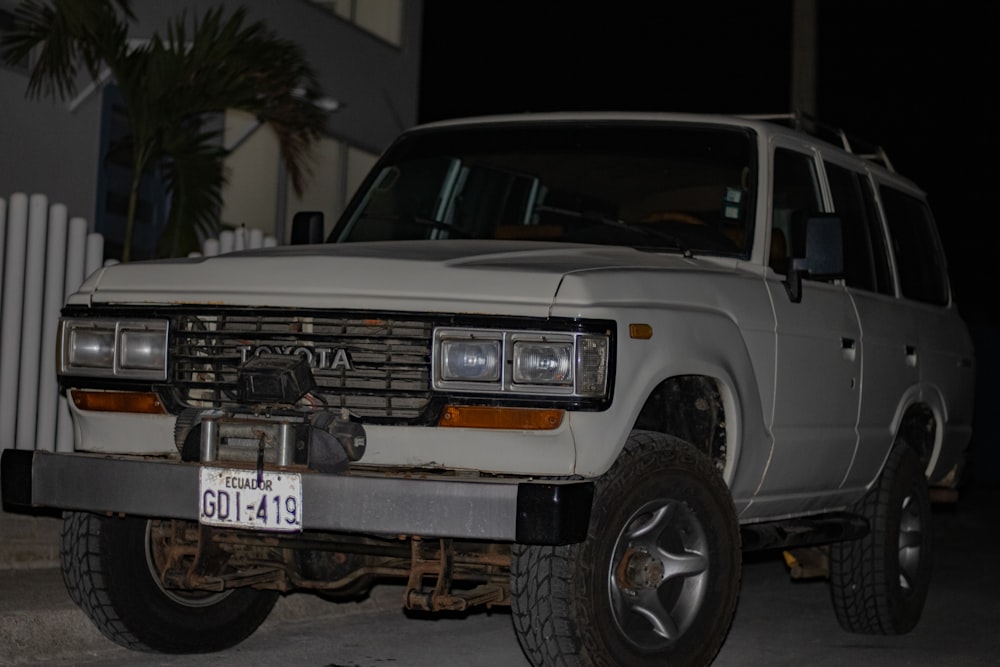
[511,431,741,666]
[829,443,932,634]
[61,512,279,653]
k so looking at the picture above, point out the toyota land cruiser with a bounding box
[1,112,976,666]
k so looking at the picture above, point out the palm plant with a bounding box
[2,0,327,260]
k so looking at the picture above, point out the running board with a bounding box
[740,512,869,552]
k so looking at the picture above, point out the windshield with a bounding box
[333,123,756,256]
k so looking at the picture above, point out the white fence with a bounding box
[0,194,280,456]
[195,226,278,256]
[0,193,104,454]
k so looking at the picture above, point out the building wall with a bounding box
[0,67,104,225]
[0,0,422,243]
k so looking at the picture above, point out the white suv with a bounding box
[2,112,976,665]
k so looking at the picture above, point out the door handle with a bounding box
[841,337,856,362]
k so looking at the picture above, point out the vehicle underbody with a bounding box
[146,502,875,614]
[149,519,513,612]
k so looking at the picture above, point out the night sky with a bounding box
[419,1,1000,323]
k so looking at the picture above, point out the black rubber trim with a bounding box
[1,448,34,507]
[515,480,594,545]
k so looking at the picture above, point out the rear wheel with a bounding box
[61,511,279,653]
[829,443,932,634]
[511,431,740,666]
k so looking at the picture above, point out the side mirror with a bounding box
[785,215,844,303]
[291,211,325,245]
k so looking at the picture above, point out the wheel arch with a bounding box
[886,386,942,479]
[633,374,734,480]
[627,359,770,507]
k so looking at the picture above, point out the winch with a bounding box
[176,352,366,473]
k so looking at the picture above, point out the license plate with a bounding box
[199,467,302,532]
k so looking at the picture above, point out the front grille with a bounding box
[170,311,434,421]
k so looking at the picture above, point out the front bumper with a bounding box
[1,449,593,545]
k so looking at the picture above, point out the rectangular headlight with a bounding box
[60,318,168,380]
[66,323,116,370]
[433,327,609,398]
[119,326,168,372]
[439,335,502,384]
[512,340,573,385]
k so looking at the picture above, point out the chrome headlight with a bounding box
[60,318,168,380]
[434,327,609,397]
[512,340,573,385]
[439,336,502,383]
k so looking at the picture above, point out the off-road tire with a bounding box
[829,443,932,634]
[61,511,279,653]
[510,430,741,666]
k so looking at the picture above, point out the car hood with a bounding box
[71,240,726,316]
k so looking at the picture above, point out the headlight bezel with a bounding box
[433,326,610,398]
[59,318,169,380]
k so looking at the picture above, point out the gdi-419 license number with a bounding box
[199,467,302,532]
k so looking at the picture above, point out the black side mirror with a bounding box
[785,215,844,303]
[291,211,325,245]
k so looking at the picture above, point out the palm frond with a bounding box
[5,0,328,259]
[161,6,328,195]
[156,125,228,258]
[2,0,133,100]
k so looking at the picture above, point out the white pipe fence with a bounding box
[1,193,104,455]
[194,226,278,257]
[1,198,280,458]
[0,196,283,463]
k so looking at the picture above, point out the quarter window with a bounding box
[879,186,949,305]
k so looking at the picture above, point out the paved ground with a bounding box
[1,482,998,666]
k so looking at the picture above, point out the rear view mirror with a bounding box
[785,215,844,302]
[291,211,325,245]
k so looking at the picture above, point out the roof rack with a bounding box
[741,110,895,173]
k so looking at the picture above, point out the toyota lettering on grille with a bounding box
[236,345,353,371]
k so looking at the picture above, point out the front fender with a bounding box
[565,307,772,514]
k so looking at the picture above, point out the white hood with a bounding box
[71,240,708,316]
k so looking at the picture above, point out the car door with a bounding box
[822,159,919,491]
[758,144,861,505]
[870,182,975,483]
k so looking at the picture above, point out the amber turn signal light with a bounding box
[438,405,564,430]
[70,390,166,414]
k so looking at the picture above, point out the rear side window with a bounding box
[879,186,949,305]
[826,163,893,295]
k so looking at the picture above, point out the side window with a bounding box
[771,148,823,275]
[825,162,893,295]
[879,186,949,306]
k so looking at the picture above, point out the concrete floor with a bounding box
[2,481,998,666]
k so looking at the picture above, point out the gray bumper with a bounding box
[1,449,593,545]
